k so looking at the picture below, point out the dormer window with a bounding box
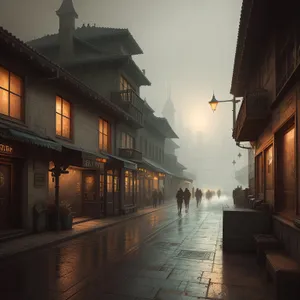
[0,66,23,120]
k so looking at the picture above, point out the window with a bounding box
[256,153,264,198]
[121,132,134,149]
[56,96,71,139]
[99,174,104,198]
[0,66,23,120]
[114,170,119,192]
[265,146,273,190]
[125,170,134,205]
[99,119,111,152]
[107,170,113,193]
[120,76,136,104]
[120,76,135,92]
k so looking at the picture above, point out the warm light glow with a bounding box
[185,107,208,132]
[96,158,107,163]
[0,66,22,120]
[56,96,71,139]
[209,94,218,112]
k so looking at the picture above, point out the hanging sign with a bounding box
[0,144,13,155]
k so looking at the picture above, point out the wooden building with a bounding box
[232,0,300,258]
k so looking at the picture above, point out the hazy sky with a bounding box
[0,0,246,190]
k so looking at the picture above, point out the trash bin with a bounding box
[33,203,47,233]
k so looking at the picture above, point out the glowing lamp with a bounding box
[208,94,219,112]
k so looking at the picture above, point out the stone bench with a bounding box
[266,251,300,299]
[253,234,282,265]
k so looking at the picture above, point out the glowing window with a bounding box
[0,66,22,120]
[56,96,71,139]
[99,119,111,152]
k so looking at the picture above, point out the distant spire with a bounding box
[56,0,78,18]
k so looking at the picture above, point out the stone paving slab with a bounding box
[0,203,174,260]
[0,196,275,300]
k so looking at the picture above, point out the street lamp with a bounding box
[208,93,252,150]
[209,94,219,112]
[208,93,240,130]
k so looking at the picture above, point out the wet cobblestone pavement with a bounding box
[0,196,274,300]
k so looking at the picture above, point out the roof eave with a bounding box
[230,0,254,97]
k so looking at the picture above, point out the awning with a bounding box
[59,142,108,169]
[107,154,137,171]
[0,126,62,151]
[140,157,172,175]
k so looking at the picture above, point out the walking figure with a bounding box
[195,188,203,208]
[217,189,221,198]
[184,188,191,213]
[152,189,158,208]
[176,188,184,214]
[158,190,163,205]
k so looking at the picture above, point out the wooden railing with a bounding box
[119,148,142,161]
[111,89,144,125]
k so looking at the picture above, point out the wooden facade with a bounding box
[232,1,300,221]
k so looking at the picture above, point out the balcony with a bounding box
[119,148,142,161]
[233,89,269,142]
[111,90,144,126]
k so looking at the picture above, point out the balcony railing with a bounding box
[111,89,144,126]
[119,148,142,161]
[233,89,269,142]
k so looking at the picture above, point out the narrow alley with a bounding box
[0,196,273,300]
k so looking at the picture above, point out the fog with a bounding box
[0,0,247,192]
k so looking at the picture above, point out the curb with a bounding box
[0,203,176,261]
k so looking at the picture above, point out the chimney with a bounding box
[142,69,145,75]
[56,0,78,62]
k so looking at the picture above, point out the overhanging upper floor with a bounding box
[233,89,269,142]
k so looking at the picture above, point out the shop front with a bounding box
[135,159,168,207]
[49,144,107,218]
[0,141,23,230]
[0,124,62,231]
[106,154,137,216]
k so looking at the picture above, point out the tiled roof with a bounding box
[230,0,271,96]
[230,0,252,96]
[0,26,142,129]
[144,100,155,113]
[28,26,143,55]
[177,162,187,170]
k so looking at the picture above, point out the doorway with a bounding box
[82,171,97,216]
[0,163,12,229]
[277,124,296,217]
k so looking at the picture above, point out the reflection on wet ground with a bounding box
[0,196,274,300]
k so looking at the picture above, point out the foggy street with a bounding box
[0,196,273,300]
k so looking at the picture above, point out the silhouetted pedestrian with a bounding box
[158,190,163,205]
[152,189,158,208]
[184,188,191,212]
[176,188,184,214]
[195,188,202,207]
